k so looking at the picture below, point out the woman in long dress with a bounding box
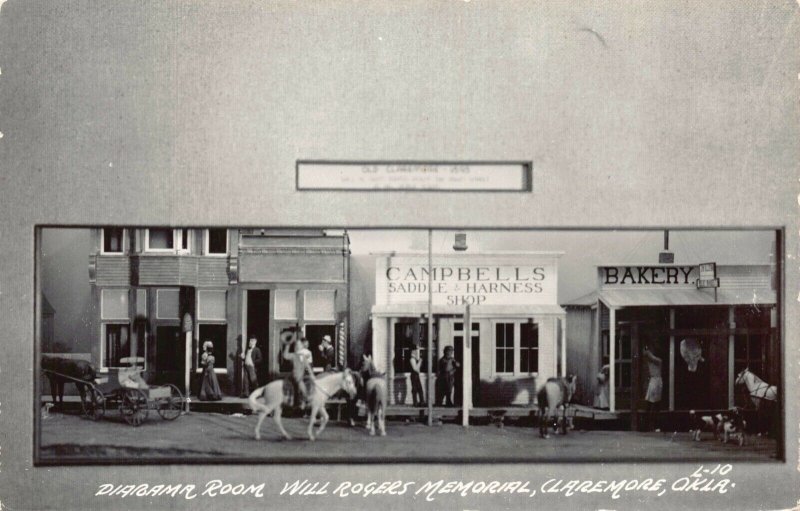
[199,340,222,401]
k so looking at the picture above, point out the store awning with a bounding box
[595,287,775,309]
[370,303,566,318]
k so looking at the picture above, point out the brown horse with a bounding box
[41,356,96,411]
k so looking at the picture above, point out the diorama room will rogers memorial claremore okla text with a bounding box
[35,227,782,462]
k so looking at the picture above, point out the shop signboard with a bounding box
[375,255,559,306]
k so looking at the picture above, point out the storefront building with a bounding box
[370,252,566,408]
[565,262,777,427]
[88,228,350,396]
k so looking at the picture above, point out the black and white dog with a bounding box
[689,408,747,445]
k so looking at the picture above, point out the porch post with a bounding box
[462,305,471,427]
[728,306,735,408]
[609,306,616,413]
[669,308,675,411]
[560,316,567,377]
[426,229,434,426]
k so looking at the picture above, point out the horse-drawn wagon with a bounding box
[42,357,185,426]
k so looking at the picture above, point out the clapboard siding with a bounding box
[197,257,230,287]
[95,256,131,286]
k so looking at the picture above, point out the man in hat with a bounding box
[437,346,459,407]
[282,334,315,410]
[318,334,335,371]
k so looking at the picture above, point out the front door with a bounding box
[155,325,183,386]
[451,320,480,407]
[246,290,270,384]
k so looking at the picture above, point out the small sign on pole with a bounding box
[695,262,719,301]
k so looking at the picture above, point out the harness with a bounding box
[739,370,777,403]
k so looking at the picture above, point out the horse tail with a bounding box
[536,384,548,411]
[247,385,267,411]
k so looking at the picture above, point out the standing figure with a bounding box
[593,357,610,410]
[437,346,459,407]
[282,336,315,409]
[199,340,222,401]
[318,334,335,371]
[409,347,426,406]
[642,345,663,431]
[240,336,262,396]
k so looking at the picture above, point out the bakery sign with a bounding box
[601,266,698,287]
[375,256,558,306]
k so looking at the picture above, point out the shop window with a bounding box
[198,290,227,321]
[734,333,766,382]
[102,228,125,254]
[615,333,632,390]
[520,323,539,374]
[274,290,298,320]
[198,324,227,369]
[178,228,191,253]
[495,322,515,373]
[304,290,335,321]
[104,323,131,368]
[156,289,180,319]
[101,289,129,320]
[305,324,336,370]
[206,229,228,255]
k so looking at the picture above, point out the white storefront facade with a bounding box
[370,252,566,408]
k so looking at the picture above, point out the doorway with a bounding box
[247,290,270,384]
[451,320,480,407]
[155,325,183,386]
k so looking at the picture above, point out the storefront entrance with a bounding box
[450,320,480,407]
[155,325,183,386]
[246,290,270,385]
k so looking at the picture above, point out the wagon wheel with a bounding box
[157,384,184,421]
[82,388,106,421]
[119,388,149,426]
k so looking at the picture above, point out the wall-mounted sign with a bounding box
[296,161,532,191]
[375,255,559,306]
[601,266,697,286]
[696,262,719,289]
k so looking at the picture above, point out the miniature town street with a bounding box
[40,411,777,462]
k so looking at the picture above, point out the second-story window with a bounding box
[102,228,125,254]
[145,228,191,254]
[147,228,174,251]
[205,229,228,255]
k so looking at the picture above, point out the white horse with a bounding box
[248,369,357,441]
[537,375,577,438]
[364,376,387,436]
[734,367,777,436]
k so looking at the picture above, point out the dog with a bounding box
[689,410,723,441]
[719,407,747,446]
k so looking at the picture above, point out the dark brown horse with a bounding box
[42,356,96,410]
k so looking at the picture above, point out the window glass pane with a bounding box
[198,324,227,367]
[274,290,297,320]
[179,229,190,251]
[157,289,180,319]
[208,229,227,254]
[149,228,174,249]
[104,323,130,367]
[198,290,226,320]
[103,228,124,253]
[454,322,463,331]
[101,289,129,320]
[135,289,147,317]
[304,290,335,320]
[495,322,514,372]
